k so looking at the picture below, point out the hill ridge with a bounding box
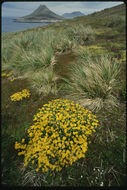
[62,11,84,18]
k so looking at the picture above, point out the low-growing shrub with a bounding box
[15,99,99,173]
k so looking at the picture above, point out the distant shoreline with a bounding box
[13,19,63,23]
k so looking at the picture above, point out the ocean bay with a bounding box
[2,17,50,33]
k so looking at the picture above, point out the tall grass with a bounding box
[12,32,36,50]
[41,29,57,47]
[2,29,62,96]
[51,33,75,53]
[63,53,121,111]
[64,24,95,45]
[2,30,57,70]
[23,46,54,70]
[30,66,60,95]
[3,46,55,76]
[2,39,15,66]
[2,28,75,72]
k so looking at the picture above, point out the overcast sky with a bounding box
[2,1,123,18]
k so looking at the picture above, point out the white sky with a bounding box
[2,1,123,18]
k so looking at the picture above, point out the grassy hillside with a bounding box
[1,3,126,187]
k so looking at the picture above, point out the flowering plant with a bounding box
[10,77,17,82]
[10,89,31,101]
[2,72,12,77]
[15,99,99,173]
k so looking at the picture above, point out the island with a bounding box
[13,5,65,23]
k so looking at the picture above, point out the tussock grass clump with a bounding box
[64,24,95,45]
[52,33,75,53]
[15,99,99,173]
[30,66,59,95]
[63,53,121,111]
[22,46,54,71]
[11,32,36,50]
[2,30,55,70]
[2,29,60,96]
[4,45,55,76]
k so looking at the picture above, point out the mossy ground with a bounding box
[1,3,126,186]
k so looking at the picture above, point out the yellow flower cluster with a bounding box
[15,99,99,173]
[10,77,17,82]
[2,71,17,82]
[10,89,31,101]
[2,72,12,77]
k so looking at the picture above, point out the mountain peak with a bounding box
[39,5,48,9]
[35,4,49,12]
[14,4,65,22]
[40,4,46,7]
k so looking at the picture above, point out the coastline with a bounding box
[2,17,50,33]
[13,19,64,23]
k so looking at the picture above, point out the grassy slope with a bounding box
[1,3,126,186]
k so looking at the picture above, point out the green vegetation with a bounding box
[64,24,95,45]
[30,66,60,95]
[2,3,126,187]
[15,99,98,174]
[63,54,121,111]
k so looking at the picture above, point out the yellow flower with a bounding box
[15,98,99,173]
[10,77,17,82]
[2,72,7,77]
[21,139,25,143]
[10,89,31,101]
[2,72,12,77]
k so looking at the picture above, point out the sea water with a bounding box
[2,17,50,33]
